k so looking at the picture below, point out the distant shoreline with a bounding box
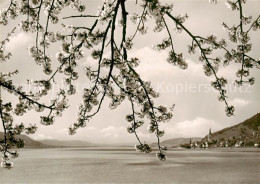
[172,147,260,152]
[16,146,260,153]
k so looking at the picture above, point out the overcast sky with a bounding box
[0,0,259,144]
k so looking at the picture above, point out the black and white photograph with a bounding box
[0,0,259,183]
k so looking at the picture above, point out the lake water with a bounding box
[0,147,259,184]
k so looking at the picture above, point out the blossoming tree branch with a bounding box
[0,0,259,169]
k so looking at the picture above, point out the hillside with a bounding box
[0,132,52,148]
[0,133,96,148]
[151,137,202,148]
[201,113,260,146]
[39,139,95,147]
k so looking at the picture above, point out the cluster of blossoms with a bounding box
[0,19,72,168]
[221,0,260,87]
[0,46,11,63]
[28,45,52,75]
[167,52,188,70]
[153,38,171,50]
[135,144,152,153]
[0,90,39,168]
[0,28,15,63]
[209,0,218,4]
[97,0,115,23]
[1,152,14,169]
[0,67,69,168]
[113,56,173,159]
[132,0,256,120]
[225,0,245,10]
[51,0,260,158]
[0,0,259,169]
[129,13,143,24]
[0,1,19,25]
[156,152,166,161]
[154,38,188,70]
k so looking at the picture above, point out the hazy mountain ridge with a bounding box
[39,139,95,147]
[201,113,260,146]
[0,133,95,148]
[0,132,53,148]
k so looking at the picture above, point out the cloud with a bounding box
[6,32,32,51]
[103,133,119,138]
[56,126,96,135]
[99,126,126,137]
[83,47,207,81]
[130,47,169,78]
[138,132,151,139]
[56,128,68,134]
[99,126,118,133]
[86,126,96,130]
[98,126,136,142]
[230,98,250,107]
[30,133,53,140]
[161,117,223,138]
[99,126,125,140]
[129,47,208,80]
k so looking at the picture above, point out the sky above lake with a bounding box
[0,0,259,144]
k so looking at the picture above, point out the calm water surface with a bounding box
[0,147,259,184]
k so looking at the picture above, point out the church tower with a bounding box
[208,128,212,142]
